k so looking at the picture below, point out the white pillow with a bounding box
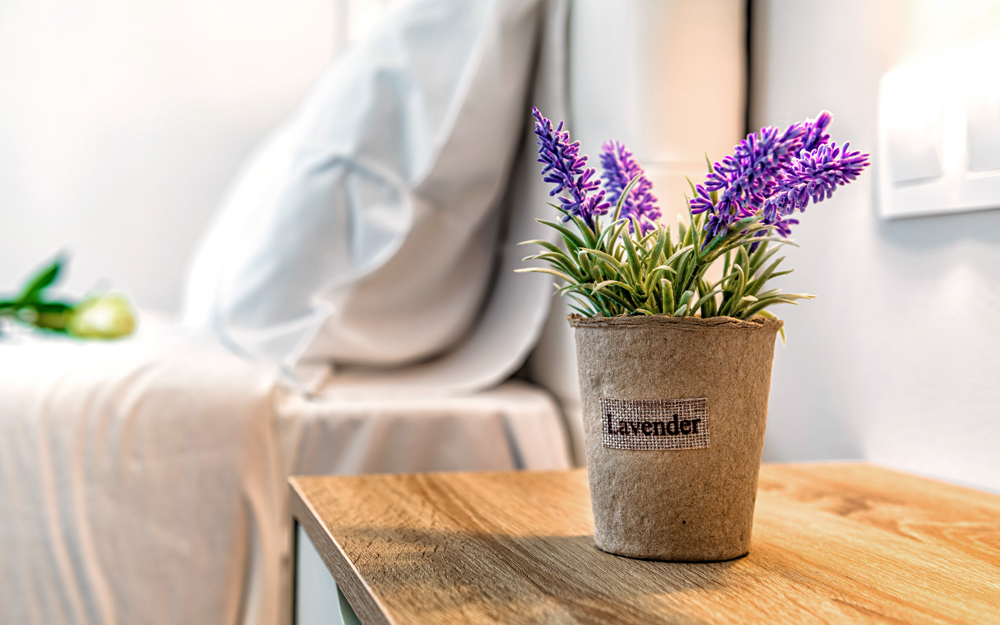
[183,0,543,379]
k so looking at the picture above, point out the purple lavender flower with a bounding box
[690,111,863,244]
[532,107,609,230]
[691,118,820,223]
[599,141,662,235]
[801,110,833,152]
[762,212,799,239]
[762,142,869,218]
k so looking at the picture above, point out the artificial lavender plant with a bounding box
[517,107,869,335]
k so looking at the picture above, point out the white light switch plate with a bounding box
[878,40,1000,219]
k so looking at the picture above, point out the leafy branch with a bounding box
[0,256,136,339]
[518,190,812,335]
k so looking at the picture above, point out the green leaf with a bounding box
[731,214,762,231]
[648,264,678,276]
[555,282,590,297]
[675,252,698,302]
[747,270,793,297]
[687,200,703,259]
[637,226,658,248]
[736,245,750,276]
[663,244,695,268]
[566,291,598,313]
[741,293,815,318]
[613,175,644,221]
[692,288,723,316]
[537,219,585,252]
[518,239,567,256]
[744,256,785,295]
[754,236,799,247]
[712,268,742,291]
[756,310,786,345]
[569,214,598,248]
[749,240,769,271]
[698,278,718,318]
[595,218,627,251]
[620,232,642,285]
[660,279,674,315]
[649,228,667,265]
[591,287,633,310]
[580,248,628,276]
[514,267,576,283]
[591,280,637,295]
[750,245,783,275]
[522,251,583,280]
[719,264,747,317]
[18,256,64,304]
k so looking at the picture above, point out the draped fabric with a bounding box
[0,323,570,625]
[0,324,281,625]
[183,0,565,392]
[0,1,577,622]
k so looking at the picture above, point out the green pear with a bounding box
[67,293,137,339]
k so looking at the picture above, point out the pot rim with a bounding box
[567,313,783,333]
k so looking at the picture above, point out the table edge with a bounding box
[289,478,396,625]
[288,463,1000,625]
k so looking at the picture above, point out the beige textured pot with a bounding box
[569,314,783,562]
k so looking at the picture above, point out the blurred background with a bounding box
[4,1,1000,622]
[751,1,1000,488]
[0,0,392,310]
[2,0,999,484]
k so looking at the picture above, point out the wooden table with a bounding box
[289,464,1000,624]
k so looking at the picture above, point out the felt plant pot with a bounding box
[569,314,783,562]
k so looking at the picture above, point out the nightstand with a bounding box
[290,464,1000,624]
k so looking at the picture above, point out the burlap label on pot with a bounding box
[601,397,710,451]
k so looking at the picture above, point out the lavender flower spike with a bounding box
[599,141,662,235]
[689,110,845,243]
[762,141,870,221]
[532,107,609,230]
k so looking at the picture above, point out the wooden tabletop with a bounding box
[290,464,1000,624]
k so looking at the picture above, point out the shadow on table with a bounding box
[337,526,794,622]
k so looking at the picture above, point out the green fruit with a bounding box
[67,293,137,339]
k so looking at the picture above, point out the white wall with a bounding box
[753,0,1000,492]
[567,0,746,225]
[0,0,337,312]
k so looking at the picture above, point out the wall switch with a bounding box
[878,39,1000,219]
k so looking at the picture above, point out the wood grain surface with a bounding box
[289,464,1000,624]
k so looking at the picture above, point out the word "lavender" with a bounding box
[606,413,701,437]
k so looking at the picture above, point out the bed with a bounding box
[0,1,745,623]
[0,318,570,625]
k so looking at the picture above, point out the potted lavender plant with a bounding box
[518,108,869,562]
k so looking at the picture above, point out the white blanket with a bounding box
[0,322,281,625]
[279,379,570,476]
[0,322,570,625]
